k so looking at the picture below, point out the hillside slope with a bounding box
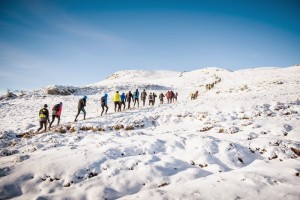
[0,66,300,199]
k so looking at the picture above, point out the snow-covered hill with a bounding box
[0,66,300,199]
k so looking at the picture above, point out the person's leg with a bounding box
[114,102,117,112]
[101,105,104,116]
[43,121,47,132]
[49,115,55,129]
[82,108,86,120]
[118,102,121,112]
[57,116,60,125]
[37,121,43,133]
[75,109,81,121]
[105,105,108,114]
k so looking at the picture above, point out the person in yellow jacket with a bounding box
[112,91,121,112]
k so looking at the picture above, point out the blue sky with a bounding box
[0,0,299,92]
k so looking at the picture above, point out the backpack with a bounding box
[39,108,47,119]
[149,94,153,100]
[52,104,60,112]
[141,92,146,98]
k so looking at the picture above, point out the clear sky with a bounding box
[0,0,299,92]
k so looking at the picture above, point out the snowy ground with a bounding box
[0,66,300,199]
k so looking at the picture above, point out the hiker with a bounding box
[153,92,157,105]
[75,96,87,121]
[126,91,134,109]
[133,89,139,107]
[195,91,199,99]
[112,91,121,112]
[149,92,154,106]
[101,94,108,116]
[141,89,147,106]
[121,92,126,110]
[191,92,195,100]
[159,92,165,104]
[37,104,50,133]
[166,91,171,103]
[49,102,63,130]
[170,90,175,103]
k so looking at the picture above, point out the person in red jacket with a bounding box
[49,102,63,130]
[166,91,171,103]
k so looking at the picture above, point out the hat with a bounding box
[104,93,108,97]
[83,96,87,99]
[60,102,63,105]
[44,104,48,108]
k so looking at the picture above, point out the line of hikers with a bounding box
[36,90,178,133]
[102,89,178,115]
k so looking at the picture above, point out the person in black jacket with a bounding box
[141,89,147,106]
[126,91,133,109]
[37,104,50,133]
[159,92,165,104]
[75,96,87,121]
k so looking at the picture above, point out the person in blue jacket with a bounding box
[101,93,108,116]
[120,92,126,111]
[133,89,139,107]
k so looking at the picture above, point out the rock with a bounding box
[227,126,239,134]
[218,128,225,133]
[14,155,30,162]
[199,126,213,132]
[44,85,77,95]
[69,127,76,133]
[0,149,19,157]
[0,92,18,101]
[291,147,300,156]
[158,183,169,188]
[114,124,124,130]
[283,124,292,132]
[124,125,135,130]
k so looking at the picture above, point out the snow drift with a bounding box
[0,66,300,199]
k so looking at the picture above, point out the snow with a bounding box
[0,66,300,199]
